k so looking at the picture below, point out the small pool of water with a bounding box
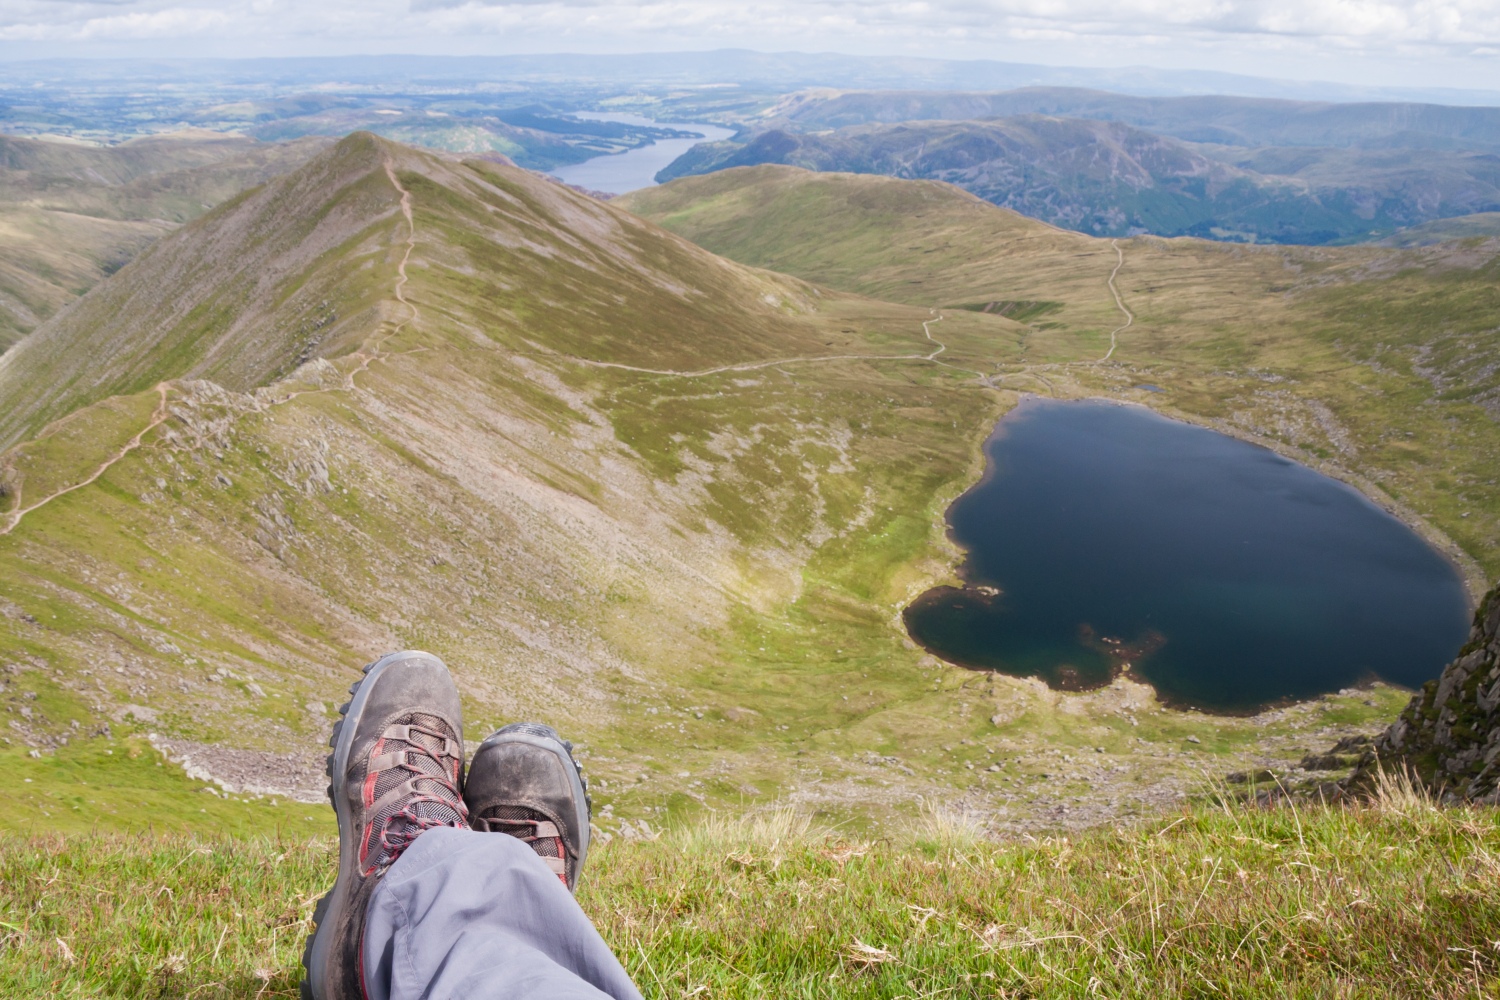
[550,113,735,195]
[903,398,1472,713]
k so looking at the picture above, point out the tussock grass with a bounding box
[3,792,1496,997]
[672,806,819,854]
[904,800,989,850]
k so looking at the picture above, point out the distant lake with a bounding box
[550,113,735,195]
[903,398,1472,712]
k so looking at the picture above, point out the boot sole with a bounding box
[299,650,452,1000]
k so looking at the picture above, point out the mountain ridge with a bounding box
[0,134,1493,838]
[0,132,327,352]
[0,131,1052,832]
[659,117,1500,243]
[0,132,406,447]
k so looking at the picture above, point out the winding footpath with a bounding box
[0,195,1132,536]
[554,238,1132,383]
[1,384,171,537]
[0,161,421,537]
[559,313,948,378]
[266,161,420,405]
[1098,239,1133,363]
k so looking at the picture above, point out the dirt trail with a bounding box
[0,383,171,537]
[0,161,423,536]
[555,237,1129,387]
[266,161,420,406]
[380,160,421,335]
[1098,239,1133,363]
[0,204,1126,536]
[552,314,949,379]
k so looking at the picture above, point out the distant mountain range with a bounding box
[660,89,1500,244]
[768,88,1500,151]
[4,52,1499,106]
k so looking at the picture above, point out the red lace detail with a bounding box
[379,802,465,858]
[359,720,467,873]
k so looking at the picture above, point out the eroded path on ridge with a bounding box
[550,237,1133,387]
[0,200,1135,535]
[265,160,421,406]
[0,162,422,536]
[1098,239,1133,363]
[554,314,949,379]
[1,383,171,537]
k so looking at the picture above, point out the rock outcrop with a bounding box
[1348,583,1500,801]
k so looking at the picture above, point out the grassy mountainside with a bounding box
[623,166,1500,583]
[1382,211,1500,246]
[0,208,165,354]
[0,135,1423,840]
[0,133,414,445]
[0,132,326,351]
[0,132,326,217]
[658,117,1500,243]
[4,790,1498,998]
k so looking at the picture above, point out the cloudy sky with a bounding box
[0,0,1495,90]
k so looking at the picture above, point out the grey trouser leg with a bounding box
[363,827,644,1000]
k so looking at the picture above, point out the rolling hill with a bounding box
[0,132,1054,834]
[622,165,1500,576]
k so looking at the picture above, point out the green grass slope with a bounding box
[625,165,1500,584]
[1381,212,1500,246]
[0,134,1411,838]
[619,165,1125,341]
[0,132,407,446]
[0,208,166,353]
[2,790,1496,998]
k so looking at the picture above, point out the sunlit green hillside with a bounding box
[0,135,1437,838]
[622,165,1500,582]
[4,788,1498,998]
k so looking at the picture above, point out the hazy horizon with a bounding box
[0,0,1493,94]
[0,49,1496,108]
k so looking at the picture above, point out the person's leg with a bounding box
[302,651,470,1000]
[361,827,642,1000]
[301,652,641,1000]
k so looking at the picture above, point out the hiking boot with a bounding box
[301,651,468,1000]
[465,722,591,891]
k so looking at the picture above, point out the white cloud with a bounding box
[0,0,1494,88]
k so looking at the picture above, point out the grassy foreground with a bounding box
[3,780,1496,998]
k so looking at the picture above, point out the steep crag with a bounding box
[1350,583,1500,800]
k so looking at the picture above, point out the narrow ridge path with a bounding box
[0,161,424,536]
[1,383,170,537]
[268,161,420,405]
[547,313,948,379]
[1098,239,1133,363]
[0,206,1127,535]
